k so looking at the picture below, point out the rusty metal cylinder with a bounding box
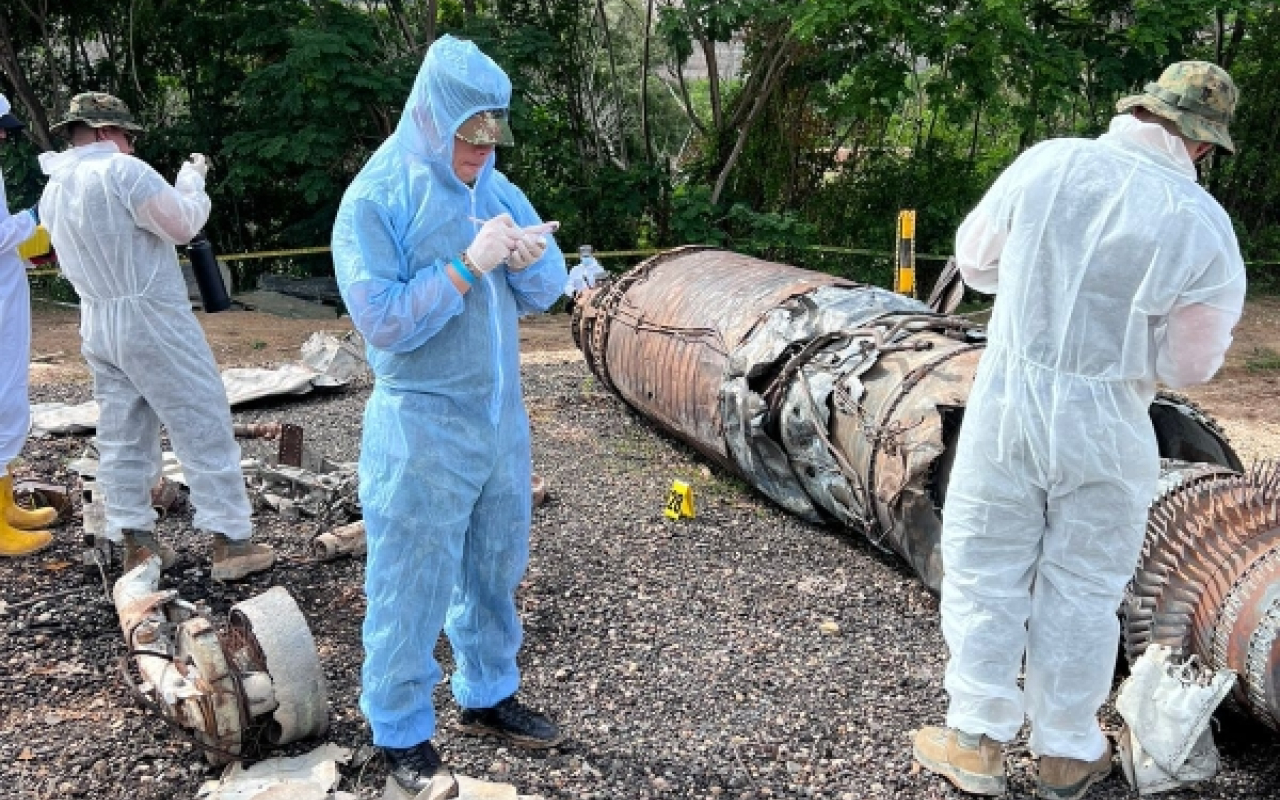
[574,247,986,584]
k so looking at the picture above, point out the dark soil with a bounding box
[3,314,1280,799]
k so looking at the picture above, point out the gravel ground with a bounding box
[3,357,1280,799]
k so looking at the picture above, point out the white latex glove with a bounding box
[186,153,209,180]
[175,155,208,195]
[508,236,546,271]
[508,221,559,271]
[464,213,521,274]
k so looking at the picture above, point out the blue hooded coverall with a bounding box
[331,35,567,748]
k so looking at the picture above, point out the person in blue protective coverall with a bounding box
[912,61,1246,800]
[38,92,275,580]
[331,35,568,797]
[0,92,58,557]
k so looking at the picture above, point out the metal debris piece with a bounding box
[114,560,329,764]
[196,743,352,800]
[532,473,548,508]
[30,332,367,437]
[1116,643,1236,794]
[244,458,360,523]
[232,422,284,440]
[12,480,71,523]
[311,521,366,562]
[575,247,1276,732]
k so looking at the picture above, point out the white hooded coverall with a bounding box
[38,143,253,541]
[940,115,1245,760]
[0,94,37,471]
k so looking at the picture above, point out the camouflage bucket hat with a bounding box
[1116,61,1237,153]
[50,92,145,135]
[455,109,514,147]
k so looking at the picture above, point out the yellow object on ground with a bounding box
[0,473,53,556]
[16,224,51,261]
[664,480,695,520]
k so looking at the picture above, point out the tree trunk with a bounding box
[711,40,793,205]
[386,0,419,51]
[638,0,653,164]
[0,12,54,151]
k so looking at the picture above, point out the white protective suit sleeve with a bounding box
[128,160,211,245]
[954,156,1026,294]
[1154,255,1246,388]
[0,202,35,254]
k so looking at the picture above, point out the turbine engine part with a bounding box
[1125,461,1280,729]
[114,560,330,764]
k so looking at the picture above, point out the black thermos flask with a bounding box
[187,231,232,313]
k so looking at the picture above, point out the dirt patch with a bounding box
[27,300,580,385]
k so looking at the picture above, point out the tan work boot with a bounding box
[913,726,1007,796]
[2,471,57,531]
[1037,741,1112,800]
[122,529,177,572]
[210,534,275,581]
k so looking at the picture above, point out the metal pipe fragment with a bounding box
[233,422,284,440]
[575,247,1276,730]
[311,520,366,561]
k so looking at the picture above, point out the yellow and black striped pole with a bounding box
[894,209,917,297]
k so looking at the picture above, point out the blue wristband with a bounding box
[26,207,39,226]
[450,255,474,286]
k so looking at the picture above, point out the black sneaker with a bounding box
[383,740,444,795]
[457,696,564,749]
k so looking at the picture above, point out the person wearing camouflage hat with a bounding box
[0,91,57,557]
[36,91,275,581]
[913,61,1245,800]
[1116,60,1237,154]
[50,91,146,135]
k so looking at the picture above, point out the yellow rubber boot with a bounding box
[0,475,53,557]
[2,472,58,530]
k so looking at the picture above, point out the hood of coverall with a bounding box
[395,34,512,170]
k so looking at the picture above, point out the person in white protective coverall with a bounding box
[331,36,568,797]
[0,94,58,557]
[37,93,274,580]
[913,61,1247,800]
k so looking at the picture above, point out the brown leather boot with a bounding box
[913,726,1007,796]
[122,529,177,572]
[1037,741,1112,800]
[210,534,275,580]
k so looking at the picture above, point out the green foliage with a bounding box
[221,2,410,246]
[3,0,1279,296]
